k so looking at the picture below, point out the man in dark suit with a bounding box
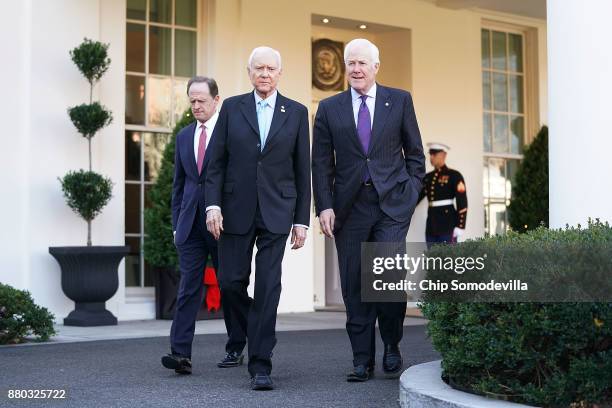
[312,39,425,382]
[160,77,221,375]
[205,46,311,390]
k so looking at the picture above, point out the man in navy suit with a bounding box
[312,39,425,382]
[161,77,221,375]
[205,47,311,390]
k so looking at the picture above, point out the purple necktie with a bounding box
[357,95,372,181]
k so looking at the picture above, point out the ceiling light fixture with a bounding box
[359,24,367,30]
[322,18,330,24]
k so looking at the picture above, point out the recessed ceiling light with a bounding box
[359,24,367,30]
[322,18,330,24]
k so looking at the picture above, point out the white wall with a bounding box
[0,0,32,291]
[0,0,129,322]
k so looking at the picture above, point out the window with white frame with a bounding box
[125,0,198,287]
[481,27,525,236]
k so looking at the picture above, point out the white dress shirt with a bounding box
[350,83,377,129]
[193,110,218,161]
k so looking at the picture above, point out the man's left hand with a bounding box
[290,226,307,250]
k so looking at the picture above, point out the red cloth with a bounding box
[203,266,221,312]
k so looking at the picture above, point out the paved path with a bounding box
[0,326,439,408]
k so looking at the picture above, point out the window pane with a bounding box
[481,29,490,68]
[149,26,172,75]
[510,116,524,154]
[509,34,523,73]
[488,158,506,199]
[125,75,145,124]
[127,0,146,20]
[149,0,172,24]
[125,236,142,287]
[125,183,141,234]
[144,132,172,182]
[148,76,172,127]
[482,157,490,198]
[125,131,141,181]
[492,31,507,71]
[509,75,524,113]
[484,202,490,235]
[506,159,520,200]
[493,114,509,153]
[173,78,191,124]
[489,202,507,235]
[143,185,155,288]
[144,260,155,287]
[176,0,197,27]
[175,30,197,78]
[126,23,146,73]
[492,73,508,111]
[483,113,492,152]
[482,71,491,110]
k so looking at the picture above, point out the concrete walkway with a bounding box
[18,311,427,345]
[0,314,439,408]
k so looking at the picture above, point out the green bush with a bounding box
[0,283,56,344]
[69,38,111,86]
[60,170,113,222]
[509,126,548,232]
[420,221,612,407]
[68,102,113,139]
[143,109,195,269]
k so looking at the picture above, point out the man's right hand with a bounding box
[206,209,224,240]
[318,209,335,238]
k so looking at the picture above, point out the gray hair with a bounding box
[344,38,380,64]
[247,46,282,69]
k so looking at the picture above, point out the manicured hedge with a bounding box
[420,221,612,407]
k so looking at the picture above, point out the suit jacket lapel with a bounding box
[239,92,260,139]
[338,89,364,154]
[262,92,290,153]
[184,122,199,177]
[369,84,391,154]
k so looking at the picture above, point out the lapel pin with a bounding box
[281,105,286,113]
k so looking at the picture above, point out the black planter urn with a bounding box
[49,246,129,326]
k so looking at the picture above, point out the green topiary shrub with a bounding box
[60,170,113,222]
[143,109,195,269]
[0,283,56,344]
[61,38,114,246]
[509,126,548,232]
[420,221,612,407]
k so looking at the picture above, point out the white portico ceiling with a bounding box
[432,0,547,20]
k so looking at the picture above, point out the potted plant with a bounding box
[49,39,128,327]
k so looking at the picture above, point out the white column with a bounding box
[548,1,612,228]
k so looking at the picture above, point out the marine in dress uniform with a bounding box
[418,143,467,247]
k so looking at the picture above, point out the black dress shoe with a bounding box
[346,364,374,382]
[382,344,403,378]
[250,373,274,390]
[161,353,192,375]
[217,351,244,368]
